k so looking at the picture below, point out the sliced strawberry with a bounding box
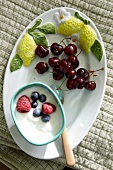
[16,95,31,113]
[42,102,56,115]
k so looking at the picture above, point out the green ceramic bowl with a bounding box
[10,82,66,146]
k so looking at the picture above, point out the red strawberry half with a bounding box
[42,102,56,115]
[16,95,31,113]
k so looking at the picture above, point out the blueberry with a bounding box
[31,91,39,101]
[40,111,44,116]
[31,101,38,108]
[39,94,46,102]
[41,115,51,122]
[33,109,41,117]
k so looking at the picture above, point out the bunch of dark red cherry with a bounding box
[35,42,96,91]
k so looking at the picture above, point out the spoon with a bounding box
[51,84,75,166]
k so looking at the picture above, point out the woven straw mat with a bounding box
[0,0,113,170]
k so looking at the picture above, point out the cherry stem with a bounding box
[93,74,98,82]
[49,68,59,75]
[49,67,53,72]
[89,67,104,73]
[57,77,67,90]
[89,67,104,80]
[49,70,58,74]
[76,49,82,57]
[60,37,71,46]
[61,89,68,91]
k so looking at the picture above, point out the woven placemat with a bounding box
[0,0,113,169]
[0,144,65,170]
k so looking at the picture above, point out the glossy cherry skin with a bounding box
[64,44,77,56]
[48,57,60,67]
[68,55,79,69]
[74,77,85,89]
[65,69,76,79]
[59,59,73,73]
[35,45,49,58]
[68,55,77,64]
[53,68,64,80]
[76,68,89,80]
[35,62,49,74]
[84,81,96,90]
[51,43,64,55]
[72,59,79,69]
[66,79,75,90]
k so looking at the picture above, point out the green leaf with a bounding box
[29,31,48,47]
[91,40,103,61]
[28,19,42,33]
[37,22,56,34]
[75,12,90,25]
[10,54,23,72]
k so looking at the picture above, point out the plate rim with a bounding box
[3,7,107,159]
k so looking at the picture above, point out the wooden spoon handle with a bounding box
[62,127,75,166]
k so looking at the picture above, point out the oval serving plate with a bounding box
[3,7,107,159]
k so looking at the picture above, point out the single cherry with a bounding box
[68,55,77,64]
[74,77,85,89]
[64,44,77,56]
[35,62,49,74]
[35,45,49,58]
[51,43,64,55]
[48,57,60,67]
[66,79,75,90]
[65,69,76,79]
[53,67,64,80]
[84,81,96,90]
[77,68,89,80]
[73,59,79,69]
[59,59,73,73]
[68,55,79,69]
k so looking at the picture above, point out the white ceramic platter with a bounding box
[3,7,107,159]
